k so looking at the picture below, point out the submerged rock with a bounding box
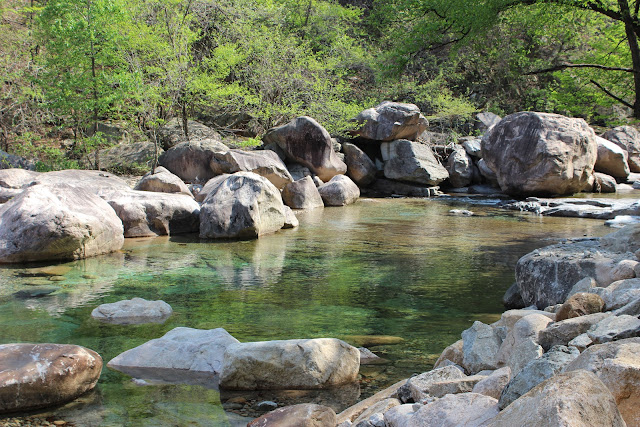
[0,343,102,414]
[247,403,336,427]
[91,298,172,324]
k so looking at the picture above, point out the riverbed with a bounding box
[0,197,611,426]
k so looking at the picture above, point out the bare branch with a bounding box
[526,62,634,74]
[590,79,635,108]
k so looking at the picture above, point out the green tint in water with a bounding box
[0,198,611,425]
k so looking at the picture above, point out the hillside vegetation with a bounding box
[0,0,637,169]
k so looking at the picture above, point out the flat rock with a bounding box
[350,102,428,142]
[103,190,200,237]
[263,116,347,182]
[564,337,640,426]
[498,345,579,409]
[283,176,325,210]
[219,338,359,390]
[380,139,449,186]
[107,327,238,384]
[318,175,360,206]
[209,149,293,190]
[199,172,285,239]
[0,184,124,263]
[134,166,193,197]
[489,370,625,426]
[91,298,172,324]
[365,179,438,197]
[587,314,640,344]
[0,343,102,413]
[407,393,499,427]
[482,112,597,196]
[506,197,640,220]
[248,403,336,427]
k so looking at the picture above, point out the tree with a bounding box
[373,0,640,120]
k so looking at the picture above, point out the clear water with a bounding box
[0,198,611,426]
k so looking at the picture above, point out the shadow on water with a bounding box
[0,197,612,425]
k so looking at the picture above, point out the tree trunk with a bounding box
[182,101,189,141]
[618,0,640,118]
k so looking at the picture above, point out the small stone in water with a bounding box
[82,274,98,279]
[48,276,66,282]
[449,209,474,216]
[13,288,56,299]
[257,401,278,411]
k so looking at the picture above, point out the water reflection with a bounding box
[0,198,613,425]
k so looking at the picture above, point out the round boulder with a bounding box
[0,184,124,263]
[603,126,640,172]
[0,343,102,413]
[482,112,597,196]
[282,176,324,210]
[158,139,229,183]
[317,175,360,207]
[199,172,285,239]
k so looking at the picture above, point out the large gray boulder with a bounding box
[194,174,230,203]
[462,321,503,373]
[91,298,172,325]
[134,166,193,197]
[0,343,102,413]
[107,327,239,382]
[263,116,347,182]
[380,139,449,185]
[199,172,285,239]
[219,338,359,390]
[515,239,632,309]
[400,365,467,402]
[209,149,293,190]
[0,150,35,170]
[0,184,124,263]
[95,140,163,174]
[497,313,551,376]
[317,175,360,206]
[446,145,475,188]
[282,176,324,210]
[489,370,625,427]
[343,142,376,186]
[498,345,580,409]
[482,112,597,196]
[595,136,630,179]
[157,118,221,150]
[350,102,428,142]
[103,190,200,237]
[603,125,640,172]
[158,139,229,183]
[587,314,640,344]
[564,337,640,426]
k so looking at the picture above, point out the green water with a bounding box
[0,198,611,425]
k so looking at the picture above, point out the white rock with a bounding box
[407,393,499,427]
[472,366,511,399]
[107,327,239,382]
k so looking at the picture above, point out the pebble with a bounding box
[256,401,278,411]
[0,417,70,427]
[82,274,98,280]
[48,276,66,282]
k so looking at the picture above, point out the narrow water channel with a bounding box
[0,198,611,426]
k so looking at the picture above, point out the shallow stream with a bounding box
[0,197,611,426]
